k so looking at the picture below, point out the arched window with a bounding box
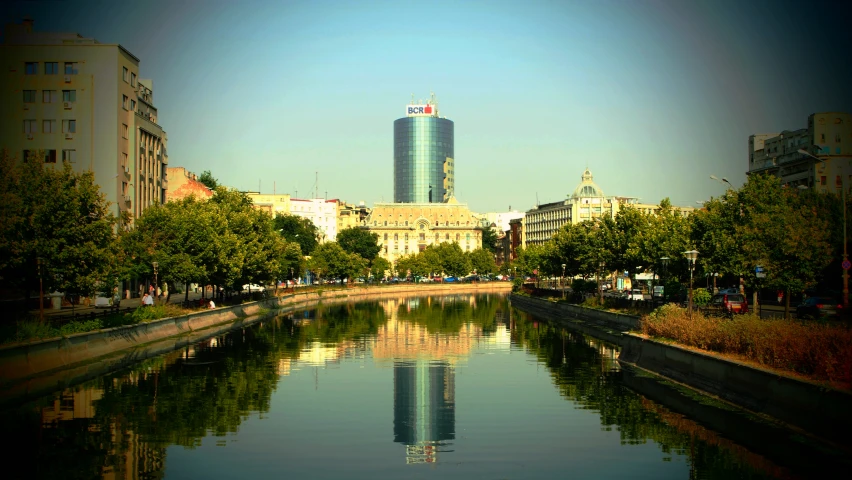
[456,234,460,241]
[384,233,388,241]
[384,221,387,226]
[404,234,408,241]
[394,234,398,241]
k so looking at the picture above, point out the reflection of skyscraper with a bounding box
[393,360,455,464]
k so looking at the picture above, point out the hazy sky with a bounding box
[4,0,850,212]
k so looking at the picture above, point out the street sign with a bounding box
[843,260,851,270]
[755,266,764,273]
[756,272,766,278]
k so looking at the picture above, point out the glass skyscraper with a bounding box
[393,100,454,203]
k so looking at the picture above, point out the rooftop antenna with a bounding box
[315,172,318,199]
[536,192,539,207]
[411,93,414,104]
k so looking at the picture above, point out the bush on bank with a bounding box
[3,304,190,344]
[641,304,852,387]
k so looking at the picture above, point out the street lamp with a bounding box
[37,257,44,323]
[799,148,848,309]
[683,250,698,317]
[710,175,734,189]
[561,263,566,299]
[152,261,159,306]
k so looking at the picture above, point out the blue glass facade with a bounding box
[394,116,454,203]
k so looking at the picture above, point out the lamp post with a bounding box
[710,175,734,189]
[683,250,698,318]
[152,261,159,306]
[561,263,566,299]
[660,257,669,302]
[37,257,44,322]
[798,148,848,310]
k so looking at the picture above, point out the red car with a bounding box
[703,293,749,317]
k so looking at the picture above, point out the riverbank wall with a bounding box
[0,283,511,398]
[509,293,852,447]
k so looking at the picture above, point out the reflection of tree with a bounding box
[394,294,500,334]
[509,306,793,479]
[289,301,388,344]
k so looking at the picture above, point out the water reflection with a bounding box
[3,294,846,479]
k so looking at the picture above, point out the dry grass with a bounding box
[641,304,852,388]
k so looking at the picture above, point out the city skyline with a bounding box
[2,0,849,213]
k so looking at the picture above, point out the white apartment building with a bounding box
[290,198,340,242]
[0,18,168,225]
[483,210,525,234]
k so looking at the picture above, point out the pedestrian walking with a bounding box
[777,290,783,305]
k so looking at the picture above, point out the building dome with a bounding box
[571,169,605,198]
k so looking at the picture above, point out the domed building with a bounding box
[523,168,694,246]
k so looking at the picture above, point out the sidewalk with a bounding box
[32,290,208,318]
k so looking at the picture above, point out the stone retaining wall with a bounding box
[0,283,511,391]
[509,293,852,446]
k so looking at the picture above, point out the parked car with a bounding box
[629,289,645,301]
[796,296,841,319]
[702,293,749,317]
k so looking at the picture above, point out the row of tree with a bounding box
[507,174,846,309]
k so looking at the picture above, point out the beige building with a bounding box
[748,112,852,193]
[245,191,291,216]
[525,169,694,246]
[0,18,168,226]
[165,167,213,202]
[338,201,371,233]
[363,198,483,265]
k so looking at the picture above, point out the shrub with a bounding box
[641,305,852,387]
[693,288,711,307]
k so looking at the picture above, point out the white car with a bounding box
[629,289,645,301]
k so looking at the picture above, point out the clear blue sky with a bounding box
[4,0,850,212]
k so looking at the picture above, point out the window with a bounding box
[44,150,57,163]
[384,234,388,241]
[42,90,57,103]
[837,134,842,143]
[62,149,76,163]
[837,175,842,188]
[821,175,827,186]
[23,120,36,133]
[62,119,76,133]
[64,62,78,74]
[42,120,56,133]
[25,62,37,74]
[122,152,128,167]
[419,233,425,241]
[62,90,76,102]
[122,95,128,109]
[123,67,128,82]
[130,99,136,111]
[23,90,36,103]
[820,133,826,142]
[131,72,136,87]
[23,149,32,160]
[122,123,128,139]
[45,62,59,74]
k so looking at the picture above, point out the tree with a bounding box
[308,242,364,283]
[477,225,499,254]
[434,242,471,278]
[370,256,391,280]
[198,170,219,190]
[468,248,497,276]
[337,227,381,262]
[274,213,319,256]
[0,150,119,303]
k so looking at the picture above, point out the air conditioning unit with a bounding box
[23,104,30,110]
[63,101,72,109]
[64,75,71,83]
[123,195,131,203]
[65,133,73,139]
[124,165,130,174]
[26,133,34,140]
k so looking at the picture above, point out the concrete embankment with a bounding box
[509,293,852,447]
[0,283,510,403]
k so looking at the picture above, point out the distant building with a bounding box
[363,197,483,266]
[245,191,291,216]
[483,210,524,234]
[338,201,371,233]
[289,198,339,242]
[508,217,524,261]
[525,169,694,246]
[166,167,213,202]
[748,112,852,193]
[394,93,455,203]
[0,18,169,225]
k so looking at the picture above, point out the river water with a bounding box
[2,293,848,479]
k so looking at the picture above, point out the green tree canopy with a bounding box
[477,225,499,254]
[0,150,118,299]
[274,213,319,256]
[468,247,497,276]
[198,170,219,190]
[336,227,381,262]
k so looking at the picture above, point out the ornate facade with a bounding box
[363,198,482,265]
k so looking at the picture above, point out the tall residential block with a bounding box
[394,92,454,203]
[0,18,168,225]
[748,112,851,193]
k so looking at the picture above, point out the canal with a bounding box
[2,293,848,479]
